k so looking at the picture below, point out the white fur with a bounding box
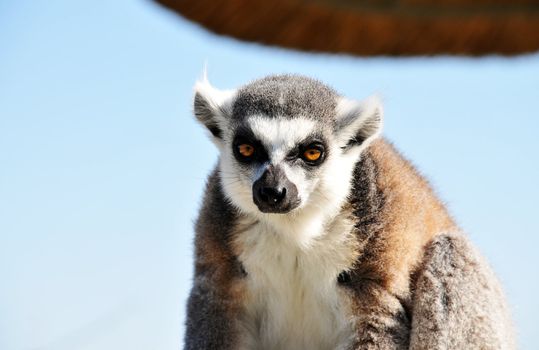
[235,212,358,350]
[248,116,317,161]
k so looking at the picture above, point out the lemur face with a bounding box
[193,75,382,220]
[225,116,331,214]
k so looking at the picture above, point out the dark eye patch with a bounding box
[287,134,328,167]
[232,127,269,164]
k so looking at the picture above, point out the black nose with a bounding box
[252,165,299,214]
[258,186,287,204]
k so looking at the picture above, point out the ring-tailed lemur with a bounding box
[185,74,515,350]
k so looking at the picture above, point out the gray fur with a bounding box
[410,233,516,350]
[185,276,238,350]
[232,75,337,123]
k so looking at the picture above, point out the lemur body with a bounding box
[185,75,515,349]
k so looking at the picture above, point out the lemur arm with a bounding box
[184,274,242,350]
[184,170,246,349]
[409,233,515,350]
[348,280,411,349]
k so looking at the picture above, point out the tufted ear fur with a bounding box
[193,77,236,146]
[334,95,383,152]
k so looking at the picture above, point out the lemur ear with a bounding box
[334,95,383,151]
[193,77,236,144]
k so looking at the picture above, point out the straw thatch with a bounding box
[155,0,539,56]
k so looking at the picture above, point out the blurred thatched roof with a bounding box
[155,0,539,56]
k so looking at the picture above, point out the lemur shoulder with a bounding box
[184,75,515,350]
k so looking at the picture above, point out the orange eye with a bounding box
[303,149,321,161]
[238,144,255,157]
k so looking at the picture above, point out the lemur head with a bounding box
[194,75,382,232]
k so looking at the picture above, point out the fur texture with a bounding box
[184,75,515,350]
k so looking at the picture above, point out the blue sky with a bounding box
[0,0,538,349]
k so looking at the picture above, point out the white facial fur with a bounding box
[218,114,368,247]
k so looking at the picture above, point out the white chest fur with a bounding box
[234,216,358,350]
